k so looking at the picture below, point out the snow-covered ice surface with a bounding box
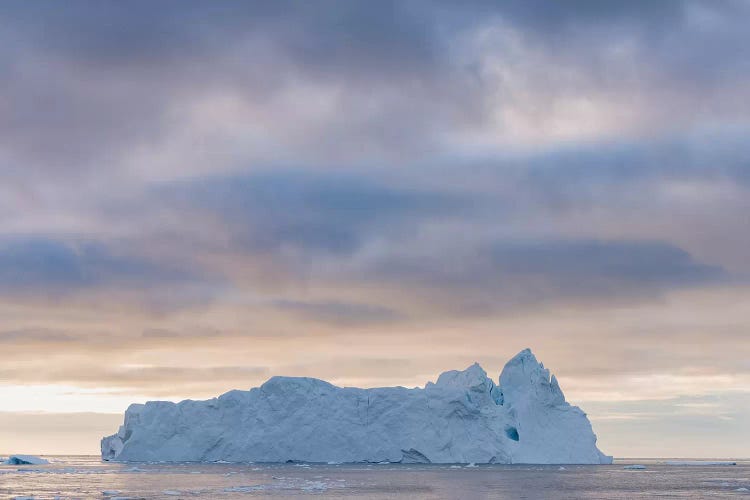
[2,456,749,499]
[102,349,611,464]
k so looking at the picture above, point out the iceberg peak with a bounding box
[432,362,488,389]
[500,348,566,407]
[102,349,611,464]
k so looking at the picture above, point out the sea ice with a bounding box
[3,455,49,465]
[102,349,612,464]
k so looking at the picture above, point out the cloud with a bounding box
[141,327,222,339]
[0,1,480,178]
[487,239,723,289]
[516,132,750,191]
[0,364,270,392]
[271,300,404,326]
[0,237,210,297]
[1,0,750,458]
[362,239,725,312]
[0,328,75,343]
[4,0,746,183]
[161,170,465,255]
[1,1,443,74]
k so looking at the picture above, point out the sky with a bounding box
[1,0,749,457]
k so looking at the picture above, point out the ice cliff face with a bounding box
[102,349,612,464]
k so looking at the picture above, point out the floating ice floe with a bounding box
[623,464,646,470]
[3,455,49,465]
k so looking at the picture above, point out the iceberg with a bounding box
[102,349,612,464]
[3,455,49,465]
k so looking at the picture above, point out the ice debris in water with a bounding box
[3,455,49,465]
[102,349,612,464]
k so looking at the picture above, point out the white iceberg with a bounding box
[3,455,49,465]
[102,349,612,464]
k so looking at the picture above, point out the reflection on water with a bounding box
[1,456,749,499]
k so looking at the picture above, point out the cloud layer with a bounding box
[1,0,749,457]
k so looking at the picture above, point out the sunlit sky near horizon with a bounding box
[1,0,749,457]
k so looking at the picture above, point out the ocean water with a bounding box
[1,457,749,499]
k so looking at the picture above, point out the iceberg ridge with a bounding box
[102,349,612,464]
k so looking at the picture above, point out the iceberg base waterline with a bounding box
[102,349,612,464]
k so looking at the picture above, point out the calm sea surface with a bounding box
[1,456,749,499]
